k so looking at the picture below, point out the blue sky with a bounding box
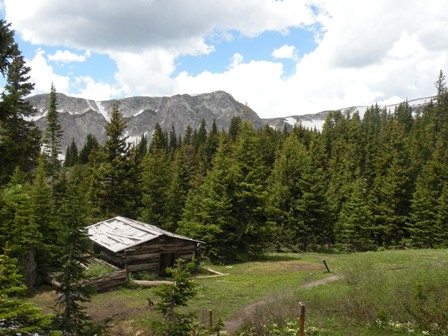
[1,0,448,118]
[172,28,317,77]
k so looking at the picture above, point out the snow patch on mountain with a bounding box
[96,101,109,121]
[134,109,145,117]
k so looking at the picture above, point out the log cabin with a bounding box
[87,216,203,276]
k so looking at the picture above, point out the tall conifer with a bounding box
[0,33,40,183]
[0,243,54,335]
[43,83,63,184]
[53,166,94,335]
[93,103,137,218]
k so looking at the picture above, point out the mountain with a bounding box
[26,91,435,153]
[265,96,434,132]
[27,91,264,152]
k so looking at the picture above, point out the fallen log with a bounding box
[196,268,229,279]
[133,280,174,287]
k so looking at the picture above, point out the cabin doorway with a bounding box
[159,253,175,276]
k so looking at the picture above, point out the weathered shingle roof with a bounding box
[87,216,202,253]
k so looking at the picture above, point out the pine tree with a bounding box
[228,116,242,141]
[139,139,171,228]
[433,70,448,143]
[409,138,448,247]
[136,134,148,160]
[370,117,412,247]
[230,121,271,257]
[149,123,166,153]
[193,118,207,150]
[151,260,198,336]
[204,119,219,169]
[336,178,374,251]
[322,111,361,218]
[53,165,95,335]
[267,132,331,250]
[43,83,63,184]
[64,138,79,167]
[361,104,382,185]
[178,134,237,261]
[435,182,448,247]
[0,243,54,336]
[179,122,272,261]
[183,125,193,146]
[0,20,15,75]
[258,123,282,171]
[93,103,137,218]
[168,125,178,152]
[0,169,29,247]
[11,198,42,290]
[25,155,58,286]
[0,34,41,183]
[164,147,197,232]
[79,134,99,165]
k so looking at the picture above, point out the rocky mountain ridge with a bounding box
[27,91,434,153]
[27,91,264,152]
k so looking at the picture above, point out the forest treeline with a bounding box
[3,69,448,265]
[2,19,448,288]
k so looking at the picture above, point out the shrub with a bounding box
[151,259,198,336]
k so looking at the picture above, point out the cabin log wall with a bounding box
[94,235,199,274]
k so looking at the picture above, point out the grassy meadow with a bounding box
[32,249,448,335]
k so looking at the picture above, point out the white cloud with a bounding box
[26,49,117,100]
[229,53,244,69]
[175,58,287,115]
[48,50,91,63]
[27,49,70,93]
[72,76,118,101]
[5,0,448,118]
[5,0,315,53]
[272,45,297,60]
[111,49,177,96]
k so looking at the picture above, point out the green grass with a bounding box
[83,263,115,278]
[31,249,448,335]
[236,249,448,336]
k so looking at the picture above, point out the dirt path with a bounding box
[224,274,340,334]
[300,274,340,288]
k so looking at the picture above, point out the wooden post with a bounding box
[191,324,196,336]
[297,302,306,336]
[322,259,330,272]
[209,309,213,331]
[124,250,130,281]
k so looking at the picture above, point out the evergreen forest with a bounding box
[2,18,448,333]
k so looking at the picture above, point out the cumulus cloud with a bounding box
[271,45,297,60]
[5,0,448,117]
[175,57,287,115]
[229,53,244,69]
[27,49,70,93]
[174,0,448,117]
[111,49,177,96]
[48,50,91,63]
[5,0,315,53]
[72,76,118,101]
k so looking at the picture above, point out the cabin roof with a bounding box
[87,216,202,253]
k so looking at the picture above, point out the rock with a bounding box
[27,91,265,154]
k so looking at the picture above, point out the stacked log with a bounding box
[49,269,128,292]
[80,270,128,292]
